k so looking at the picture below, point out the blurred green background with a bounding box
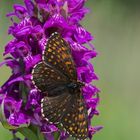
[0,0,140,140]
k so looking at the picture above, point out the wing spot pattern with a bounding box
[48,48,52,52]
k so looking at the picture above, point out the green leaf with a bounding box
[28,124,45,140]
[17,127,39,140]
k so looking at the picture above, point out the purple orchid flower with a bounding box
[0,0,102,139]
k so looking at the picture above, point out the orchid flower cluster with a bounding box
[0,0,102,140]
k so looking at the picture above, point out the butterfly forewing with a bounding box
[42,91,88,140]
[43,32,77,81]
[62,93,88,139]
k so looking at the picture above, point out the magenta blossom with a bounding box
[0,0,102,139]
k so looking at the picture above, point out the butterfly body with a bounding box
[32,32,88,139]
[66,81,84,94]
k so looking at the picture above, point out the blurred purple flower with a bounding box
[0,0,102,139]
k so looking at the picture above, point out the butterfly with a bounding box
[31,32,88,139]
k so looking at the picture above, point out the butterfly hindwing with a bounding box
[43,32,77,81]
[41,91,71,124]
[32,62,68,96]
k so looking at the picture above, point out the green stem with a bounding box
[54,132,60,140]
[17,127,39,140]
[17,125,47,140]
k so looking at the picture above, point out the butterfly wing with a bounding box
[32,62,68,96]
[61,92,88,139]
[43,32,77,81]
[41,89,88,139]
[41,90,71,124]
